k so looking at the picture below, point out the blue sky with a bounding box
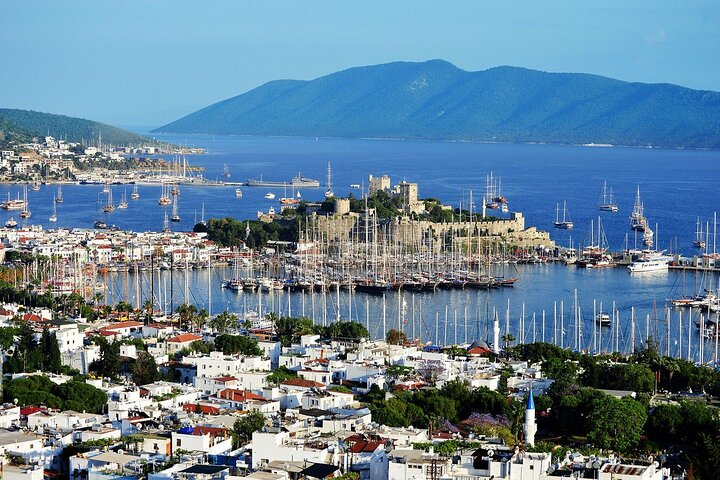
[1,1,718,126]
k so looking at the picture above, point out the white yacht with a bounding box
[628,251,670,273]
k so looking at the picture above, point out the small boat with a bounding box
[596,313,611,326]
[500,203,509,213]
[554,201,573,229]
[102,182,110,193]
[693,217,706,248]
[19,186,31,218]
[630,186,648,231]
[31,180,40,192]
[102,189,115,213]
[598,180,618,212]
[131,185,140,200]
[325,161,334,198]
[265,192,276,200]
[2,193,26,210]
[350,184,360,189]
[118,190,128,209]
[94,220,108,229]
[200,203,207,226]
[49,200,57,223]
[223,163,231,178]
[55,186,64,203]
[158,183,172,205]
[171,185,180,196]
[235,188,243,198]
[170,195,180,222]
[162,212,171,232]
[5,218,17,228]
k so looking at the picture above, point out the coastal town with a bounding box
[0,155,715,479]
[0,135,203,185]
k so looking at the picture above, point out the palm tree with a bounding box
[194,309,209,333]
[501,333,515,359]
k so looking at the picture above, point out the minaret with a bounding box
[493,309,501,355]
[524,389,537,447]
[482,197,487,219]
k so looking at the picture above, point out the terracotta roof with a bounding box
[22,313,43,322]
[146,323,173,329]
[212,376,238,383]
[20,406,45,416]
[281,378,325,389]
[192,425,227,437]
[183,403,221,415]
[168,333,202,343]
[216,389,266,402]
[349,440,384,454]
[104,320,143,330]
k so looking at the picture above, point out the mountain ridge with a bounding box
[155,60,720,149]
[0,108,153,146]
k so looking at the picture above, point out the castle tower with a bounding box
[524,389,537,447]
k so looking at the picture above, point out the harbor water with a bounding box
[4,134,720,360]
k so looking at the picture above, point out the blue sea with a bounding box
[4,134,720,359]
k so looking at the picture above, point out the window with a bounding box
[176,439,181,447]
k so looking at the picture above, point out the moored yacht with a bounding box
[628,251,670,273]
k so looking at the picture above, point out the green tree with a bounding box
[587,395,647,452]
[132,351,159,386]
[41,326,62,373]
[232,411,266,447]
[267,366,298,386]
[90,339,121,379]
[322,321,368,340]
[214,334,262,356]
[208,311,238,334]
[176,303,198,331]
[386,329,407,345]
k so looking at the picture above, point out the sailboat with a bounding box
[280,185,300,205]
[19,185,31,219]
[324,162,334,198]
[597,180,618,212]
[170,195,180,222]
[118,190,128,209]
[223,163,231,178]
[484,174,498,209]
[554,201,573,229]
[693,217,706,248]
[158,183,172,205]
[162,212,171,232]
[630,186,648,231]
[102,188,115,213]
[49,200,57,223]
[131,184,140,200]
[55,186,64,204]
[200,203,207,226]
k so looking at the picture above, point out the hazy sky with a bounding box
[1,1,718,127]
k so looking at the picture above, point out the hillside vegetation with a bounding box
[0,108,151,146]
[156,60,720,149]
